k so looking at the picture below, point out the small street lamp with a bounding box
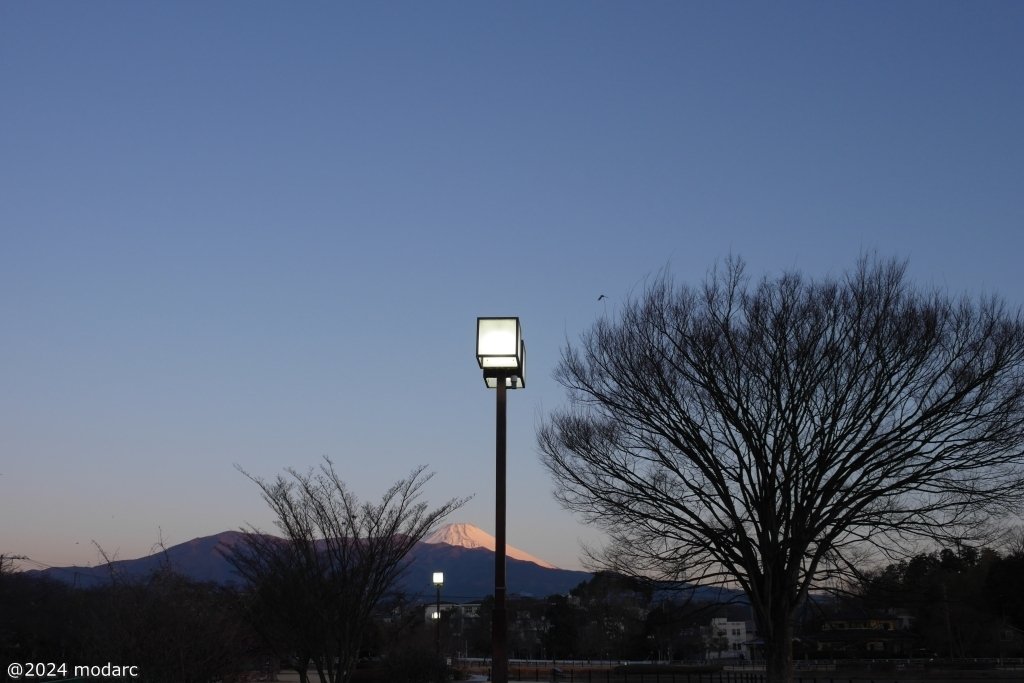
[433,571,444,657]
[475,317,525,683]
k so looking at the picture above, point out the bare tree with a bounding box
[1003,525,1024,557]
[0,554,25,575]
[539,256,1024,682]
[226,459,465,683]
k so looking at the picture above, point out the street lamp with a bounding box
[476,317,525,683]
[433,571,444,657]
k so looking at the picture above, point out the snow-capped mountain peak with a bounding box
[423,522,557,569]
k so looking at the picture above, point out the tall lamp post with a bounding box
[433,571,444,658]
[475,317,525,683]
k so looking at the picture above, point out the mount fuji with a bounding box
[422,523,557,569]
[404,522,590,599]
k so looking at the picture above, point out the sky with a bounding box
[2,2,1023,573]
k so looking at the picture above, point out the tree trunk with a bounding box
[294,655,312,683]
[764,615,794,683]
[336,651,357,683]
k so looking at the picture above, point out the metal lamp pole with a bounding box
[493,370,508,683]
[475,317,524,683]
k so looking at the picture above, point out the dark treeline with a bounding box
[539,573,713,661]
[3,541,1023,682]
[0,567,255,682]
[0,565,446,683]
[444,544,1024,663]
[836,541,1024,659]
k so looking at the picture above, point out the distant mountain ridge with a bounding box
[28,531,251,588]
[28,524,591,600]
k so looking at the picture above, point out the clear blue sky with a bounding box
[2,2,1023,572]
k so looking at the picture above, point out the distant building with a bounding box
[705,615,757,660]
[808,609,915,657]
[996,624,1024,657]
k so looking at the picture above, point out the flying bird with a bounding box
[597,294,607,301]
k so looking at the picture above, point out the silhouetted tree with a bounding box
[1,567,256,682]
[644,599,719,661]
[462,596,494,659]
[227,460,465,683]
[0,572,83,664]
[855,542,1021,658]
[83,569,256,682]
[0,554,22,576]
[540,256,1024,682]
[562,572,652,659]
[543,595,580,659]
[985,548,1024,631]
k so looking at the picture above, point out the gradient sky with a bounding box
[2,2,1023,573]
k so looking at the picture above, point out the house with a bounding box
[809,609,915,657]
[705,615,757,660]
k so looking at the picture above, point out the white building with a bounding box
[706,616,755,660]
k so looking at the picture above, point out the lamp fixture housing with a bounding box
[477,317,525,389]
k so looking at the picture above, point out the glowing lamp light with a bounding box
[476,317,525,388]
[433,571,444,587]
